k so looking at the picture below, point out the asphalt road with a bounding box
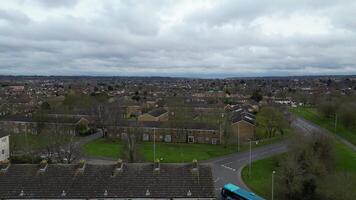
[293,117,356,151]
[206,117,320,198]
[204,142,288,196]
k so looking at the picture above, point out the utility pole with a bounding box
[237,125,240,152]
[153,128,156,162]
[249,139,252,177]
[272,171,276,200]
[334,113,338,133]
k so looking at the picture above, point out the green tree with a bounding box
[276,133,335,200]
[250,90,263,102]
[256,106,288,138]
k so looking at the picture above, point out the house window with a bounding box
[1,149,4,155]
[164,135,171,142]
[212,138,217,145]
[143,134,149,141]
[188,136,194,143]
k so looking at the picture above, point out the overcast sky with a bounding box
[0,0,355,77]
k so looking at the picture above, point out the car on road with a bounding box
[221,183,265,200]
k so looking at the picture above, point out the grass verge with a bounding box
[242,141,356,198]
[290,107,356,145]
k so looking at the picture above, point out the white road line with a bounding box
[221,164,236,171]
[214,177,221,183]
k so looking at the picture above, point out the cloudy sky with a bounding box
[0,0,356,77]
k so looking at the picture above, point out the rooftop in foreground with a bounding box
[0,162,215,199]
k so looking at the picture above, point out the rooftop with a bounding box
[0,163,215,199]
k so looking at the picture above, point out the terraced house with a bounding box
[106,120,221,145]
[0,161,216,199]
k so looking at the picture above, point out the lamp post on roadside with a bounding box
[237,125,240,152]
[334,113,338,133]
[272,170,276,200]
[249,138,252,177]
[153,128,156,162]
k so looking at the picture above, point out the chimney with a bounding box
[61,190,66,197]
[145,189,150,196]
[0,159,10,172]
[38,160,48,172]
[154,159,160,171]
[192,159,198,170]
[116,159,123,171]
[187,190,192,197]
[78,160,86,172]
[19,190,24,197]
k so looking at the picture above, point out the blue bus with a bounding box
[221,183,265,200]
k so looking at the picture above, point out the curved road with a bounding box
[206,116,332,197]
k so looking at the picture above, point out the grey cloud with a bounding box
[25,0,79,8]
[0,8,30,24]
[0,0,355,77]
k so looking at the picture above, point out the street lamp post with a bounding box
[249,139,252,176]
[272,170,276,200]
[237,125,240,152]
[153,128,156,162]
[334,113,338,132]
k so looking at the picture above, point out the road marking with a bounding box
[221,164,236,171]
[223,161,233,165]
[214,177,221,182]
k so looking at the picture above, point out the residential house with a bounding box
[106,121,221,145]
[230,108,256,141]
[0,161,215,199]
[0,115,92,136]
[138,107,169,122]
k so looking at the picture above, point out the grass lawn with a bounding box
[242,141,356,199]
[290,107,356,145]
[241,154,283,199]
[82,138,123,159]
[334,141,356,173]
[82,133,291,162]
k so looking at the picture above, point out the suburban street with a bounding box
[206,116,335,197]
[205,142,288,196]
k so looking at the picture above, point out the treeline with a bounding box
[275,133,355,200]
[317,95,356,128]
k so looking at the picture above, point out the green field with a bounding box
[242,141,356,199]
[82,134,290,162]
[290,107,356,145]
[82,138,124,158]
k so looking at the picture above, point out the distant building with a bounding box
[0,115,92,136]
[107,121,221,145]
[0,162,215,199]
[0,133,10,162]
[138,107,169,122]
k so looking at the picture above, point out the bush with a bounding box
[10,155,42,164]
